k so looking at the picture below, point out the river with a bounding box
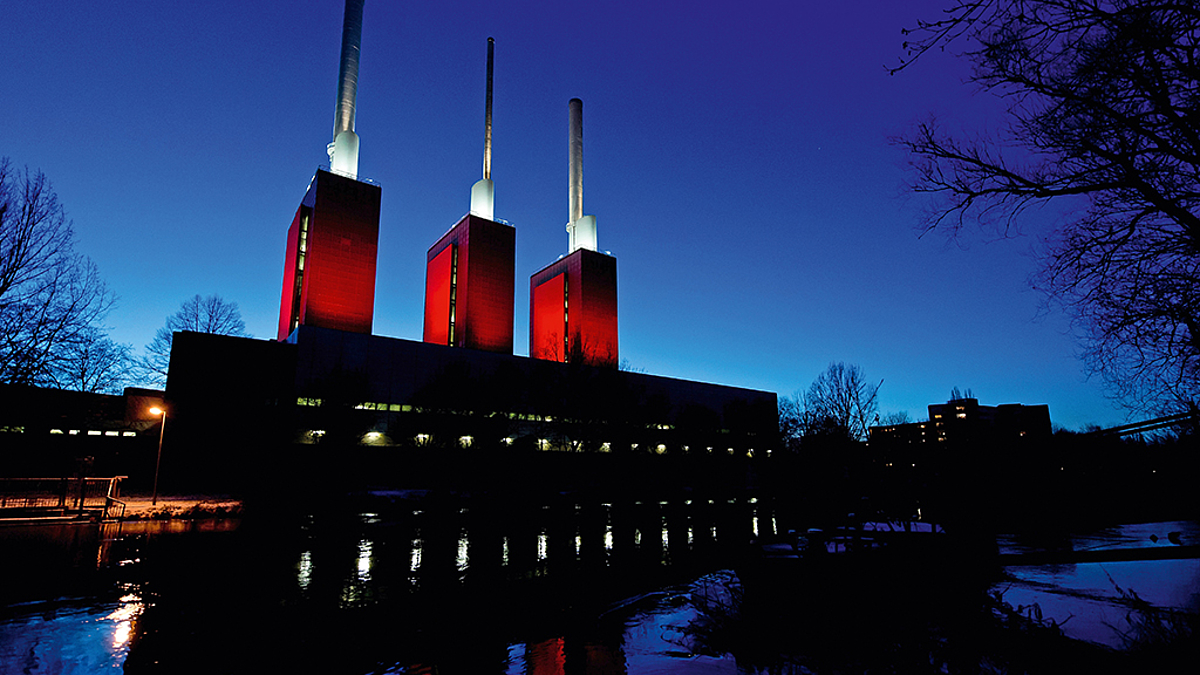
[1,494,1196,673]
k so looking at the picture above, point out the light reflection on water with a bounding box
[2,503,1197,673]
[0,585,144,673]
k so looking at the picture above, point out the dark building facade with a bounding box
[423,214,516,353]
[168,327,775,457]
[529,248,618,366]
[0,384,165,481]
[277,169,382,340]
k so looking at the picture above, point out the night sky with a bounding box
[0,0,1126,430]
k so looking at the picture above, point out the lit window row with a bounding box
[48,429,137,437]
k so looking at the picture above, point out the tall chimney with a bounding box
[470,37,496,220]
[567,98,597,252]
[568,98,583,224]
[484,36,494,181]
[328,0,365,179]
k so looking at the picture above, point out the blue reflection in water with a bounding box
[0,586,144,673]
[994,521,1200,647]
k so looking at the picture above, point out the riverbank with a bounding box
[116,494,242,520]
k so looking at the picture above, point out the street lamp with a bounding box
[149,406,167,506]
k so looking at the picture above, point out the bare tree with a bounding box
[892,1,1200,414]
[0,159,117,387]
[879,410,914,426]
[140,294,249,386]
[790,362,882,442]
[51,328,134,394]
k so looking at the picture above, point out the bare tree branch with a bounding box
[894,1,1200,414]
[139,294,249,387]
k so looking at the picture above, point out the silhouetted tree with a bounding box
[783,362,881,442]
[893,1,1200,415]
[0,158,117,387]
[140,294,249,386]
[879,410,913,426]
[50,327,134,394]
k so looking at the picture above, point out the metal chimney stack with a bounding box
[567,98,596,252]
[328,0,365,179]
[470,37,496,220]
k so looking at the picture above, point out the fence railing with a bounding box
[0,477,127,520]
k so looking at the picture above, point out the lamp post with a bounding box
[149,406,167,506]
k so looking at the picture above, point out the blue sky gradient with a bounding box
[0,1,1126,429]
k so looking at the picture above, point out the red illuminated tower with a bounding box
[277,170,381,340]
[423,38,515,353]
[529,99,618,366]
[424,214,515,352]
[277,0,380,341]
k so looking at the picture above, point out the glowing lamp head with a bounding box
[149,406,165,416]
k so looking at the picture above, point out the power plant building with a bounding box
[167,2,777,473]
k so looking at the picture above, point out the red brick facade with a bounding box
[529,249,618,367]
[422,214,516,353]
[277,170,381,340]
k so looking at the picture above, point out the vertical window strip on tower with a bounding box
[449,246,458,345]
[290,209,311,333]
[562,275,569,362]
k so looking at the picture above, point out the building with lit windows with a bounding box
[167,327,776,458]
[164,3,777,491]
[870,396,1051,448]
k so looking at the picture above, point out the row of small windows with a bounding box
[297,397,681,431]
[46,429,138,437]
[307,428,769,457]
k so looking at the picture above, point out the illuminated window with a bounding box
[389,404,402,412]
[105,431,119,437]
[88,430,102,436]
[956,413,967,419]
[49,429,64,435]
[459,436,473,448]
[599,442,611,452]
[502,437,514,445]
[122,431,137,437]
[69,430,80,435]
[415,434,431,445]
[654,444,667,454]
[536,438,550,451]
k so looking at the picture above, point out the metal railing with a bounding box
[0,476,127,520]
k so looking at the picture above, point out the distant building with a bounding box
[870,396,1051,448]
[0,384,165,478]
